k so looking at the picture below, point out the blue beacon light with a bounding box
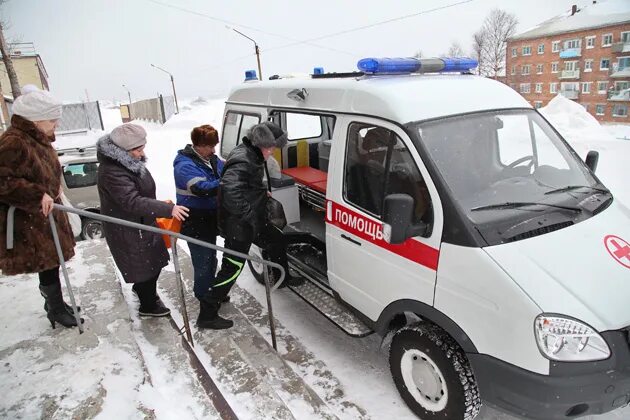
[313,67,325,75]
[357,57,478,74]
[244,69,258,81]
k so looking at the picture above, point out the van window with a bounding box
[221,112,261,158]
[286,112,322,140]
[63,162,99,189]
[344,123,431,226]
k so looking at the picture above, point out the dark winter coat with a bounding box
[0,115,75,275]
[173,145,223,241]
[96,135,173,284]
[219,137,268,242]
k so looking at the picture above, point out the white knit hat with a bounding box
[12,90,63,122]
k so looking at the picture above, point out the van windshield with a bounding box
[412,109,611,242]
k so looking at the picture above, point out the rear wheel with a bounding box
[389,323,481,420]
[247,245,266,285]
[81,218,103,240]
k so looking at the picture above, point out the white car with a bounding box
[221,58,630,420]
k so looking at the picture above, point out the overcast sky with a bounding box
[2,0,599,102]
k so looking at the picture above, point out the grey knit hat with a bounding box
[110,123,147,151]
[248,122,288,149]
[12,90,63,122]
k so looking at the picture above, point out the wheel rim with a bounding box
[84,221,103,239]
[250,245,264,275]
[400,349,448,412]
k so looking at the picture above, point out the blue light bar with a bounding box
[244,69,258,81]
[313,67,325,75]
[357,57,478,74]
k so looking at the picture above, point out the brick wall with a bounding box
[506,22,630,124]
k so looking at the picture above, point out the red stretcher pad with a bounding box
[281,167,327,193]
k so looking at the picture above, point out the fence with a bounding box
[56,101,104,134]
[127,95,176,124]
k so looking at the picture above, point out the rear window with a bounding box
[63,162,98,189]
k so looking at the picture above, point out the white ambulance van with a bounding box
[220,57,630,420]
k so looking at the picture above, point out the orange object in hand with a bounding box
[156,200,182,248]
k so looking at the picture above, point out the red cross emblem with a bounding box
[604,235,630,269]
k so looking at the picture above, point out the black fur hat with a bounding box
[248,122,288,149]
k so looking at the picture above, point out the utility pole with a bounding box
[227,26,262,80]
[122,84,132,119]
[150,64,179,113]
[0,23,21,99]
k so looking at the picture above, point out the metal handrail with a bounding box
[7,204,284,350]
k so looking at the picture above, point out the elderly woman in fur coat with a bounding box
[0,90,82,329]
[97,124,188,317]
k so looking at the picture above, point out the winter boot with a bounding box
[196,299,233,330]
[42,289,80,315]
[39,283,84,329]
[138,295,171,317]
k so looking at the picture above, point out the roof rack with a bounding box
[56,145,97,156]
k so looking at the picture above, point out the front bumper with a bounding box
[468,330,630,419]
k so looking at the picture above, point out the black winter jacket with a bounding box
[96,135,173,283]
[219,137,268,242]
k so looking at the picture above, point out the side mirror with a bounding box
[585,150,599,173]
[382,194,428,244]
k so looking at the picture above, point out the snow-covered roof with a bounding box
[227,73,530,123]
[510,0,630,41]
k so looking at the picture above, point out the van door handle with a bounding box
[341,234,361,246]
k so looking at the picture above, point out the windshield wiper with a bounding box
[544,185,610,195]
[471,201,582,212]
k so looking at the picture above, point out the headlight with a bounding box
[534,315,611,362]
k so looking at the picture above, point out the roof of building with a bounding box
[227,73,530,124]
[510,0,630,41]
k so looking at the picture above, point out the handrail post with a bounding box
[48,212,84,333]
[170,238,194,346]
[263,266,278,350]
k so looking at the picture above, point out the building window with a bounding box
[511,65,516,75]
[602,33,613,47]
[534,101,543,109]
[536,64,544,74]
[522,64,531,75]
[586,36,596,49]
[522,46,532,56]
[564,39,581,49]
[595,104,605,115]
[618,57,630,71]
[535,83,543,93]
[551,62,559,73]
[612,104,628,117]
[552,41,560,52]
[520,83,531,94]
[622,32,630,43]
[538,43,544,54]
[565,61,578,71]
[597,81,608,93]
[582,82,592,94]
[550,83,558,94]
[600,58,610,70]
[512,47,517,57]
[584,59,593,72]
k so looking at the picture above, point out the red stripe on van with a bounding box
[326,201,439,271]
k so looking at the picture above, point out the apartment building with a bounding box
[506,0,630,123]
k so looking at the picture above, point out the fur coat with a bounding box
[0,115,75,275]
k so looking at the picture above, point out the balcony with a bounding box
[612,41,630,54]
[608,89,630,101]
[559,47,582,58]
[560,90,579,100]
[559,70,580,79]
[610,63,630,79]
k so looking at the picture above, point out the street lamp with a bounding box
[122,84,132,119]
[227,26,262,80]
[150,63,180,114]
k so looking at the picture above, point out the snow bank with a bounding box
[540,94,616,142]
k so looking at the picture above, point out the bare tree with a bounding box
[0,1,20,99]
[480,9,518,77]
[413,50,423,59]
[471,30,487,76]
[447,42,465,57]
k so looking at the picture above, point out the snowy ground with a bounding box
[5,95,629,419]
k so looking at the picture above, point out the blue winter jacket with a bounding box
[173,145,224,210]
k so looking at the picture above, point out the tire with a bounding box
[81,218,104,240]
[389,323,481,420]
[247,245,266,285]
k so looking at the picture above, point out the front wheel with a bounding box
[247,245,266,285]
[81,218,103,240]
[389,323,481,420]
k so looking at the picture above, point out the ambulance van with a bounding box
[220,57,630,420]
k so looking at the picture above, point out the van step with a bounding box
[287,274,373,338]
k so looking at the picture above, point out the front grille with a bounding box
[506,221,573,243]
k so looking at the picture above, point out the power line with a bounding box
[263,0,476,53]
